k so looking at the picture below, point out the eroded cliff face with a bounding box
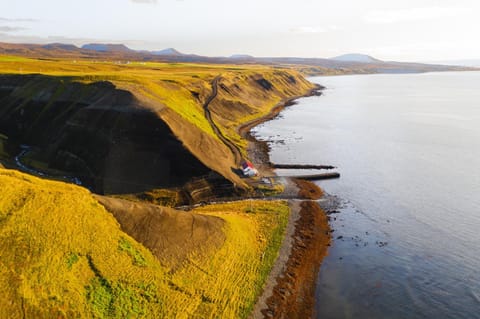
[208,70,316,147]
[0,75,210,194]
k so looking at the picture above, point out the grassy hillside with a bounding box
[0,168,289,318]
[0,56,316,190]
[0,168,167,318]
[0,56,312,139]
[0,57,305,316]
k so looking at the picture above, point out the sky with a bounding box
[0,0,478,61]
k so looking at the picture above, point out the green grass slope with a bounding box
[0,168,289,318]
[0,168,170,318]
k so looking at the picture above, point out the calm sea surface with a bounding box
[252,72,480,318]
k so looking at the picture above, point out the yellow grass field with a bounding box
[0,168,289,318]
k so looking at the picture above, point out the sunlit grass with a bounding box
[0,169,289,318]
[0,55,315,151]
[0,169,177,318]
[191,200,289,318]
[0,55,36,62]
[0,54,306,317]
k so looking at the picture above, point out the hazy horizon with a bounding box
[2,0,480,62]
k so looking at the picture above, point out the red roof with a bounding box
[242,161,254,169]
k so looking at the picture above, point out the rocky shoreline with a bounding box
[242,85,332,319]
[239,84,324,176]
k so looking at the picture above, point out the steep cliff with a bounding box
[0,60,316,195]
[0,75,210,194]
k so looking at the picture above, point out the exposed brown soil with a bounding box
[94,195,226,269]
[293,179,324,200]
[261,200,330,319]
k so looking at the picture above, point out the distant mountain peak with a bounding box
[229,54,254,60]
[331,53,382,63]
[81,43,132,52]
[152,48,183,56]
[42,43,78,51]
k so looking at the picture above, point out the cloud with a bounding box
[360,41,461,61]
[0,17,37,23]
[130,0,157,3]
[0,26,27,32]
[290,25,339,34]
[364,7,469,24]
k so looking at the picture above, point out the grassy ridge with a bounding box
[0,55,315,147]
[0,168,289,318]
[0,57,222,139]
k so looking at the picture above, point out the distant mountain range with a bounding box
[330,53,381,63]
[151,48,184,56]
[42,43,78,51]
[229,54,255,60]
[0,42,475,74]
[427,59,480,67]
[81,43,132,53]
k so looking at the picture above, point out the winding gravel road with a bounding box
[203,76,243,166]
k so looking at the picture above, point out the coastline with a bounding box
[238,84,324,175]
[241,84,332,318]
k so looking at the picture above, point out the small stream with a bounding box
[13,145,82,185]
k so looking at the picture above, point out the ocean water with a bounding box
[252,72,480,318]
